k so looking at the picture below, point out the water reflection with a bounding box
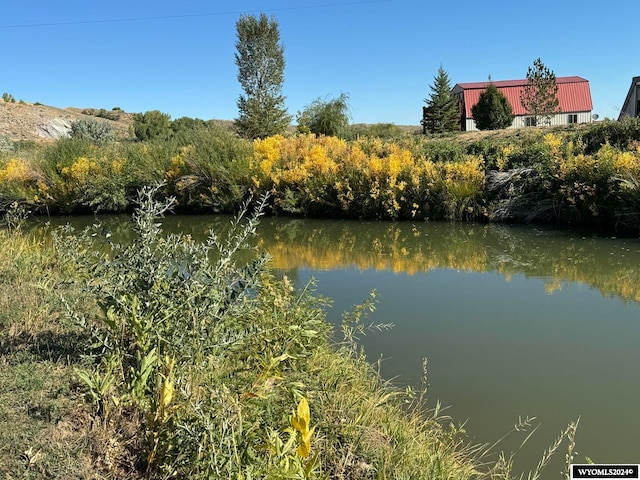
[34,214,640,304]
[252,219,640,305]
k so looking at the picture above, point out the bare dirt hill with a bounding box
[0,101,133,142]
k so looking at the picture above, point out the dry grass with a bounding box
[0,230,107,479]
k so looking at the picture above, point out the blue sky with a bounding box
[2,0,636,125]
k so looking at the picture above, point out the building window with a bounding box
[525,117,536,127]
[568,114,578,124]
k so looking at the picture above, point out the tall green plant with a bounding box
[422,66,460,134]
[520,58,560,126]
[234,13,291,139]
[133,110,171,141]
[472,83,515,130]
[296,93,351,138]
[53,185,328,475]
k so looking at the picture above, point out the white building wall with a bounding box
[465,111,592,131]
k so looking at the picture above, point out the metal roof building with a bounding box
[451,76,593,131]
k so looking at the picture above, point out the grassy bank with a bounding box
[2,118,640,232]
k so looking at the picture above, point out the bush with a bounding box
[296,94,350,138]
[345,123,409,141]
[471,83,514,130]
[53,186,328,476]
[170,116,208,137]
[70,118,117,143]
[2,92,15,103]
[166,123,255,212]
[579,117,640,154]
[82,108,121,121]
[133,110,171,141]
[0,137,14,154]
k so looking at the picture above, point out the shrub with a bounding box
[166,124,255,212]
[81,108,121,121]
[579,117,640,154]
[170,116,208,137]
[345,123,408,141]
[0,137,14,154]
[2,92,15,103]
[296,94,350,138]
[471,83,515,130]
[133,110,171,141]
[53,186,330,476]
[70,118,117,143]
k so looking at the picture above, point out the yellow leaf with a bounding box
[291,416,307,433]
[301,427,314,445]
[160,379,174,410]
[297,439,310,458]
[297,397,310,427]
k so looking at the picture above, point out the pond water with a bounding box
[39,214,640,473]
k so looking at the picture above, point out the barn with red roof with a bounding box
[451,76,593,131]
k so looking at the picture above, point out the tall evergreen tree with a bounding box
[471,83,515,130]
[422,66,460,134]
[519,58,561,126]
[234,13,291,139]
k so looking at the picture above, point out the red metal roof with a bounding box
[454,76,592,118]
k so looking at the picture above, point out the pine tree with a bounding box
[422,66,460,134]
[471,83,515,130]
[519,58,561,126]
[234,13,291,139]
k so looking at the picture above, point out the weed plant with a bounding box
[46,185,487,478]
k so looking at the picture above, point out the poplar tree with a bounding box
[234,13,291,139]
[471,83,515,130]
[422,66,460,134]
[519,58,561,126]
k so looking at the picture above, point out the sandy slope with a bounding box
[0,101,133,142]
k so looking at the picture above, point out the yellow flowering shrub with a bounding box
[254,135,285,178]
[60,156,102,184]
[543,133,562,156]
[613,150,640,178]
[0,158,43,206]
[0,158,32,183]
[252,134,492,220]
[165,146,192,181]
[496,144,514,171]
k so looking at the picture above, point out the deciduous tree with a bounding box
[296,93,350,138]
[471,83,515,130]
[234,13,291,139]
[519,58,561,126]
[422,66,460,134]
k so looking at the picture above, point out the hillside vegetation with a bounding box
[1,106,640,233]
